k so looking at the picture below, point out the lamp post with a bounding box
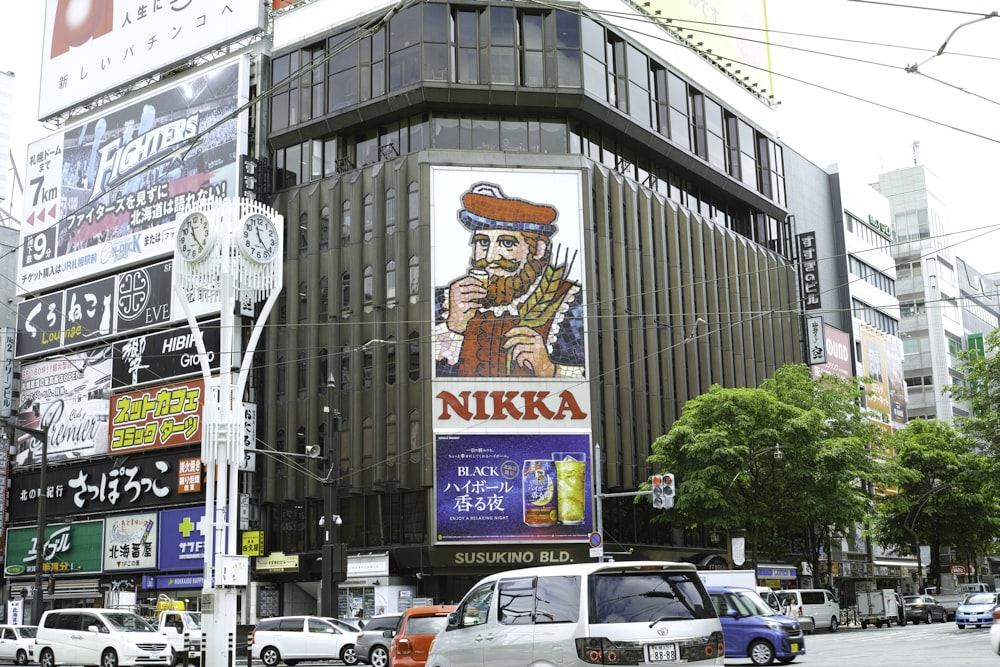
[321,371,344,617]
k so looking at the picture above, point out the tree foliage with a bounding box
[871,419,1000,586]
[648,364,891,575]
[947,329,1000,456]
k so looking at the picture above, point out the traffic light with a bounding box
[651,473,676,509]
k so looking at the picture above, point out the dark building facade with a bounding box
[254,0,804,614]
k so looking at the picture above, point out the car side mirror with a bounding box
[446,612,458,628]
[726,609,739,619]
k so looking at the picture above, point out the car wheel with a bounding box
[341,645,359,665]
[828,615,839,632]
[370,645,389,667]
[101,649,120,667]
[15,649,28,666]
[925,611,933,624]
[39,649,55,667]
[260,646,281,667]
[748,639,776,666]
[860,620,868,629]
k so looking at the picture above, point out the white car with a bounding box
[250,616,359,666]
[35,609,171,667]
[0,625,36,665]
[989,606,1000,654]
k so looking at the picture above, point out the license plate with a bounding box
[791,643,799,652]
[648,643,677,661]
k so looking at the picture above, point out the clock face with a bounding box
[176,211,217,262]
[238,213,280,264]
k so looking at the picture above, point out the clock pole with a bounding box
[173,197,283,667]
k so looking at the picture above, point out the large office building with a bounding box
[8,0,817,621]
[260,0,804,614]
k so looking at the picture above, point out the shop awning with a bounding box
[873,559,918,568]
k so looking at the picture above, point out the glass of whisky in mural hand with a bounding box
[435,182,586,378]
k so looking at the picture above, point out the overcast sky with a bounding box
[3,1,999,273]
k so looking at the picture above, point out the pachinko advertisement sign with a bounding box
[39,0,262,119]
[435,433,591,544]
[19,57,246,295]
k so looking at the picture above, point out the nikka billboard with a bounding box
[20,57,247,296]
[39,0,263,119]
[430,167,591,545]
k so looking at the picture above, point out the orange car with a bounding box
[388,605,456,667]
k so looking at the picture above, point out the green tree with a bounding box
[947,329,1000,456]
[648,364,889,582]
[871,419,1000,590]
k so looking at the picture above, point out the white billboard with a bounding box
[39,0,264,119]
[19,57,247,296]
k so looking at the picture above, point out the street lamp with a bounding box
[321,371,345,617]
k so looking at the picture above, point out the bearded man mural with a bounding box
[435,182,585,378]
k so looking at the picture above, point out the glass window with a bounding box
[590,571,714,622]
[457,584,494,627]
[389,5,420,51]
[363,266,374,308]
[456,9,479,84]
[409,255,419,303]
[389,44,421,90]
[408,331,420,381]
[386,260,396,307]
[433,117,460,149]
[408,182,419,229]
[342,272,351,312]
[385,188,396,236]
[500,120,528,151]
[363,194,374,241]
[320,205,330,249]
[342,200,351,243]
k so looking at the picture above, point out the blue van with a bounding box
[706,586,806,665]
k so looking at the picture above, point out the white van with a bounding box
[777,589,841,632]
[427,560,725,667]
[35,609,172,667]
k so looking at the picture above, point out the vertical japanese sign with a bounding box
[805,316,826,366]
[21,58,246,296]
[430,167,591,545]
[797,231,821,310]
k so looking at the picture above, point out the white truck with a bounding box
[697,569,783,612]
[857,588,905,629]
[157,610,203,665]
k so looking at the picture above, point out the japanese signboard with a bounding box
[4,521,104,577]
[20,58,246,296]
[15,347,112,469]
[39,0,262,119]
[810,323,852,380]
[16,259,218,359]
[112,319,223,389]
[103,512,158,571]
[1,327,16,418]
[797,231,821,310]
[159,506,207,571]
[109,377,205,454]
[435,433,592,544]
[9,446,205,522]
[805,315,826,366]
[860,325,890,419]
[430,167,592,545]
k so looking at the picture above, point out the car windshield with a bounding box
[105,614,156,632]
[728,591,777,617]
[903,596,920,604]
[964,593,996,605]
[17,627,36,638]
[182,613,202,629]
[589,570,714,623]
